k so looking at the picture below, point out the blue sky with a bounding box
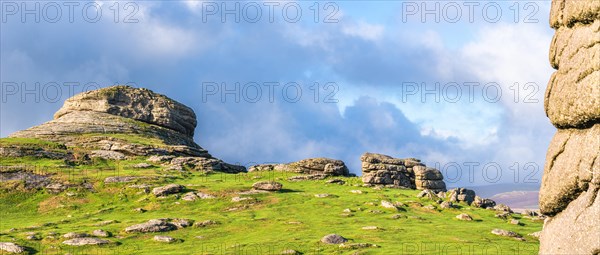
[1,1,556,187]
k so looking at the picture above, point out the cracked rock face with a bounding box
[540,1,600,254]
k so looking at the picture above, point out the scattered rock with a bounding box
[133,163,153,168]
[194,220,218,228]
[63,232,88,238]
[125,219,177,233]
[456,213,473,221]
[380,200,397,210]
[45,183,68,193]
[154,235,176,243]
[339,243,377,249]
[472,196,496,209]
[181,191,215,201]
[231,196,253,202]
[62,237,110,246]
[288,174,328,181]
[494,204,513,213]
[104,176,146,184]
[90,150,126,160]
[495,212,511,220]
[314,194,331,198]
[252,181,283,191]
[417,189,439,200]
[321,234,347,244]
[152,184,184,196]
[133,208,146,213]
[0,242,27,253]
[350,190,363,194]
[147,155,175,163]
[26,234,40,240]
[361,226,379,230]
[170,219,193,229]
[491,229,521,238]
[91,230,110,237]
[326,179,345,185]
[522,209,539,217]
[440,201,453,209]
[423,205,436,210]
[509,219,521,225]
[280,249,301,254]
[391,214,404,219]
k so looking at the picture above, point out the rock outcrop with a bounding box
[6,85,245,173]
[10,86,207,157]
[360,153,446,192]
[249,157,350,176]
[539,1,600,254]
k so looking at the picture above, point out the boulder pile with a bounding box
[360,152,446,192]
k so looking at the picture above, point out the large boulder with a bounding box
[539,2,600,253]
[152,184,185,197]
[360,153,412,188]
[9,86,210,157]
[54,85,197,136]
[539,124,600,215]
[0,242,27,253]
[360,152,446,191]
[62,238,110,246]
[287,158,350,176]
[446,188,476,205]
[124,219,177,233]
[413,165,446,192]
[252,181,283,191]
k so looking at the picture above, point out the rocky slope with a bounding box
[7,85,244,172]
[539,1,600,254]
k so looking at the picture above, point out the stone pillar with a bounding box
[539,1,600,254]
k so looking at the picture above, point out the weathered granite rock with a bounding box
[455,213,472,221]
[152,184,185,197]
[168,157,246,173]
[550,0,600,28]
[62,237,110,246]
[360,152,446,191]
[491,229,521,238]
[540,184,600,254]
[446,188,476,205]
[0,242,27,253]
[545,5,600,129]
[287,158,350,176]
[252,181,283,191]
[7,86,227,160]
[154,235,176,243]
[540,3,600,253]
[124,219,177,233]
[54,85,197,136]
[321,234,347,244]
[472,195,496,209]
[540,125,600,215]
[360,153,412,188]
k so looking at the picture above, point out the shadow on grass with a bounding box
[278,189,302,193]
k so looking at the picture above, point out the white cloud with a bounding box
[342,20,384,41]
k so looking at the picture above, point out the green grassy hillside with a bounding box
[0,140,542,255]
